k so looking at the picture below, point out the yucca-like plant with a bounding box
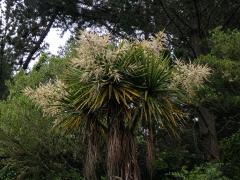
[26,31,210,180]
[63,32,186,180]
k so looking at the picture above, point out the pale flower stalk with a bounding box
[70,31,166,83]
[171,60,211,98]
[24,79,66,117]
[71,31,121,82]
[139,31,166,55]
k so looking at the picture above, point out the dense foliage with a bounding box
[0,55,85,179]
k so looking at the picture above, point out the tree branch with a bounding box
[192,0,202,36]
[222,3,240,29]
[159,1,197,57]
[205,0,225,30]
[22,14,57,70]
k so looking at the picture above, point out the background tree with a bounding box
[0,0,55,99]
[197,28,240,144]
[0,0,80,99]
[85,0,240,57]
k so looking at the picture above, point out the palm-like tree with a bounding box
[57,32,184,180]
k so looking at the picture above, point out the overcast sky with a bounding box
[29,28,71,69]
[45,28,71,55]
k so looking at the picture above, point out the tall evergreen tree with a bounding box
[0,0,79,99]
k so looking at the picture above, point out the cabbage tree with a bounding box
[26,31,210,180]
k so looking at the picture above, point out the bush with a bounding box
[221,130,240,179]
[0,55,84,179]
[171,163,229,180]
[209,28,240,61]
[0,95,84,179]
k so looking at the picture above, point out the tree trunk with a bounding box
[107,119,140,180]
[84,122,99,180]
[191,31,202,57]
[146,130,154,180]
[198,106,220,160]
[190,13,219,160]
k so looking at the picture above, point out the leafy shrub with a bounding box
[210,28,240,61]
[0,55,84,179]
[221,130,240,179]
[171,163,229,180]
[0,95,84,179]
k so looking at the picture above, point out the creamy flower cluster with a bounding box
[171,60,211,98]
[71,31,124,82]
[24,79,66,117]
[71,31,166,83]
[139,31,166,55]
